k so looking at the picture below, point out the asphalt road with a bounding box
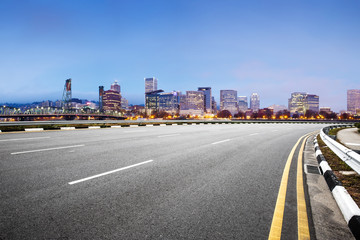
[0,123,325,239]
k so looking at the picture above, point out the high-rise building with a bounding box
[180,91,204,116]
[145,90,163,114]
[145,77,158,94]
[121,97,129,110]
[211,96,217,114]
[288,92,319,115]
[288,92,306,115]
[103,90,121,111]
[159,91,181,114]
[238,96,248,112]
[100,81,122,112]
[250,93,260,112]
[110,80,121,93]
[304,94,319,113]
[220,90,238,115]
[347,89,360,114]
[198,87,212,113]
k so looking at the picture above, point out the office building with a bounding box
[103,89,121,111]
[304,94,319,113]
[250,93,260,112]
[180,91,204,116]
[220,90,238,115]
[288,92,319,115]
[121,97,129,110]
[99,82,122,112]
[145,77,158,94]
[347,89,360,114]
[198,87,212,113]
[159,91,181,114]
[212,96,217,114]
[110,80,121,93]
[320,107,332,114]
[145,90,163,114]
[238,96,248,112]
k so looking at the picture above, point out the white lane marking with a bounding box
[11,144,85,155]
[158,134,180,138]
[124,130,147,133]
[346,143,360,146]
[0,137,50,142]
[211,139,231,145]
[249,133,259,136]
[272,130,278,132]
[68,160,154,185]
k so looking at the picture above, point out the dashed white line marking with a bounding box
[11,144,85,155]
[0,137,50,142]
[249,133,259,136]
[158,134,180,138]
[211,139,231,145]
[124,130,147,133]
[68,160,154,185]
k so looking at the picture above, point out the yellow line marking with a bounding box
[268,135,304,240]
[268,132,316,240]
[297,136,310,240]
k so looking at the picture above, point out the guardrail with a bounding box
[320,125,360,174]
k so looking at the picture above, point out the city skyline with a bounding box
[1,1,360,112]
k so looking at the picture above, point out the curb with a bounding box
[314,137,360,239]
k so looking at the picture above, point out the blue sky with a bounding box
[1,0,359,111]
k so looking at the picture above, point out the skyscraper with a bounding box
[304,94,319,113]
[198,87,212,113]
[159,91,181,114]
[110,80,121,93]
[220,90,238,115]
[180,91,204,116]
[145,77,158,94]
[250,93,260,112]
[238,96,248,112]
[101,81,122,112]
[288,92,319,115]
[145,89,164,114]
[347,89,360,114]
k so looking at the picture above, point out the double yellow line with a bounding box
[268,132,314,240]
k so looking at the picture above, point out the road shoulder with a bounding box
[304,135,355,240]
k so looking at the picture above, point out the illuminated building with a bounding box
[103,90,121,111]
[198,87,212,113]
[159,91,181,114]
[288,92,319,115]
[238,96,248,112]
[99,81,122,112]
[304,94,319,113]
[347,89,360,114]
[145,90,164,114]
[220,90,238,115]
[111,80,121,93]
[145,77,158,94]
[180,91,204,116]
[250,93,260,112]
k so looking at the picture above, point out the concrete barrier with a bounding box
[61,127,75,130]
[25,128,44,131]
